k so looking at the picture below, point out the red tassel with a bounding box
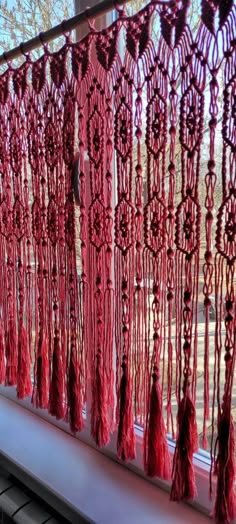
[144,366,171,479]
[48,336,65,419]
[33,335,49,409]
[214,407,236,524]
[117,356,136,461]
[17,325,32,399]
[5,320,17,386]
[170,383,198,501]
[0,323,5,383]
[68,343,84,433]
[91,349,109,447]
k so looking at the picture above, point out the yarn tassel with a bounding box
[68,343,84,433]
[117,355,136,461]
[34,335,49,409]
[17,325,32,398]
[144,366,171,479]
[214,407,236,524]
[170,382,198,501]
[5,320,17,386]
[0,323,5,383]
[91,349,109,447]
[49,336,65,419]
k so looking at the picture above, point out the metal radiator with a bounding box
[0,473,60,523]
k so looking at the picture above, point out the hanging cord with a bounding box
[0,0,175,65]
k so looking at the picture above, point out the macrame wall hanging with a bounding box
[0,0,235,522]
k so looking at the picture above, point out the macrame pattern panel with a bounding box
[0,1,235,523]
[0,43,86,434]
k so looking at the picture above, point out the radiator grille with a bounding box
[0,471,64,523]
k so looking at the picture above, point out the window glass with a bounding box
[0,1,74,57]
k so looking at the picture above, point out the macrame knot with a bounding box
[114,2,126,19]
[85,8,96,32]
[204,249,212,261]
[121,354,127,373]
[204,296,212,308]
[184,290,191,304]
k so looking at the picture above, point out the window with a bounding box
[0,1,235,523]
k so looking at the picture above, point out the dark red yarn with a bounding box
[144,367,171,479]
[5,320,17,386]
[17,325,31,399]
[0,2,235,523]
[0,323,5,383]
[117,356,135,461]
[48,336,65,420]
[171,382,198,501]
[214,408,236,524]
[91,350,109,447]
[67,342,84,434]
[34,336,49,409]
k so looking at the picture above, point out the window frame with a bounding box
[0,1,217,519]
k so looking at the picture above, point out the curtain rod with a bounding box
[0,0,130,66]
[0,0,173,66]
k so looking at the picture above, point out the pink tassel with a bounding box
[0,323,5,383]
[68,343,84,433]
[117,356,136,461]
[91,349,109,447]
[144,366,171,479]
[170,383,198,501]
[5,320,17,386]
[33,336,49,409]
[49,336,65,419]
[17,325,32,398]
[214,407,236,524]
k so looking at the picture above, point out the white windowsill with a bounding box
[0,391,212,524]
